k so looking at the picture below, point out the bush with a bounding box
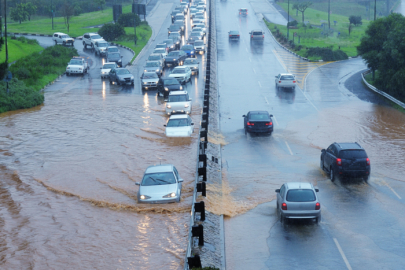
[15,67,31,79]
[98,23,125,41]
[305,47,348,61]
[287,20,298,27]
[118,12,141,27]
[349,15,362,26]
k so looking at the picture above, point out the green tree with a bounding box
[25,2,37,21]
[349,15,362,26]
[10,3,29,24]
[117,13,141,27]
[98,23,125,41]
[60,2,75,32]
[94,0,106,11]
[293,2,312,23]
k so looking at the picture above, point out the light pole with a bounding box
[5,0,8,64]
[287,0,290,39]
[374,0,377,20]
[328,0,330,29]
[51,0,54,30]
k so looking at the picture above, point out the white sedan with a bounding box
[153,48,168,58]
[168,66,192,85]
[164,114,194,137]
[100,62,118,79]
[275,73,297,90]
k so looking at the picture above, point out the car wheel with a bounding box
[330,167,335,182]
[320,158,324,171]
[363,175,369,182]
[116,79,120,85]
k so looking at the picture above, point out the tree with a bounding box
[25,2,37,21]
[349,15,362,26]
[10,4,29,24]
[117,13,141,27]
[293,2,312,23]
[60,2,75,32]
[98,23,125,41]
[348,22,353,36]
[94,0,106,11]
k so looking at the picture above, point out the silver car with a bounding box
[275,73,297,90]
[164,114,194,137]
[136,165,183,203]
[100,62,117,79]
[141,72,159,90]
[183,58,199,75]
[165,91,192,115]
[275,182,321,224]
[143,61,163,77]
[194,40,205,54]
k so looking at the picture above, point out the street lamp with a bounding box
[287,0,290,39]
[374,0,377,20]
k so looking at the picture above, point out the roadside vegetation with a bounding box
[0,36,43,63]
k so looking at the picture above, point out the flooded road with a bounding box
[0,0,207,268]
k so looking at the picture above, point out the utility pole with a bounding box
[328,0,330,29]
[287,0,290,40]
[51,0,54,30]
[374,0,377,20]
[133,0,137,45]
[5,0,8,64]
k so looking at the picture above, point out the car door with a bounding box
[173,167,182,191]
[324,145,335,172]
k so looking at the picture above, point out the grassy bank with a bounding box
[0,37,44,63]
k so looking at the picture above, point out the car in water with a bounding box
[165,91,192,115]
[136,164,183,203]
[158,77,183,98]
[106,52,123,67]
[250,29,264,42]
[242,111,274,135]
[143,61,163,77]
[194,40,205,54]
[83,32,104,48]
[320,142,371,182]
[164,50,188,67]
[66,56,89,76]
[94,40,109,56]
[229,30,240,41]
[141,72,160,90]
[162,39,176,52]
[108,68,134,85]
[168,66,192,84]
[180,44,196,58]
[239,8,248,16]
[187,32,203,45]
[100,62,118,79]
[147,53,165,68]
[275,182,321,224]
[153,48,168,58]
[52,32,74,46]
[168,24,182,36]
[164,114,194,137]
[275,73,297,90]
[183,58,199,75]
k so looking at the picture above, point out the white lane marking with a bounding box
[273,115,279,126]
[385,181,402,199]
[264,97,269,104]
[253,68,256,73]
[285,141,293,155]
[333,238,353,270]
[258,81,262,87]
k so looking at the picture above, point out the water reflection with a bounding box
[276,87,295,104]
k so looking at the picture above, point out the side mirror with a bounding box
[275,189,280,193]
[191,123,194,125]
[315,188,319,192]
[100,67,102,69]
[321,149,326,153]
[164,124,167,127]
[135,182,140,185]
[179,178,184,182]
[270,114,273,117]
[242,115,246,117]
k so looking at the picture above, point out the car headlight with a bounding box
[156,69,160,72]
[130,76,134,79]
[191,51,194,54]
[184,104,189,108]
[144,69,147,72]
[143,82,147,84]
[179,86,183,90]
[171,45,174,48]
[164,87,169,91]
[173,58,177,61]
[163,192,176,198]
[167,104,171,108]
[176,41,180,44]
[140,195,151,200]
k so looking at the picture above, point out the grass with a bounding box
[0,39,44,63]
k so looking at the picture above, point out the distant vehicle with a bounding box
[136,164,183,203]
[180,2,189,11]
[275,73,296,90]
[249,29,264,42]
[192,27,205,37]
[52,32,74,46]
[193,23,207,34]
[143,61,163,77]
[193,40,206,54]
[183,58,199,75]
[108,68,134,85]
[164,50,187,67]
[190,8,198,18]
[66,56,89,76]
[187,32,203,45]
[141,72,160,90]
[275,182,321,224]
[106,46,120,56]
[153,48,168,58]
[106,52,123,67]
[320,142,371,182]
[100,62,118,79]
[162,39,176,52]
[168,66,192,84]
[165,90,192,115]
[164,114,194,137]
[168,24,182,36]
[157,77,183,98]
[173,20,185,35]
[82,32,104,48]
[196,6,205,13]
[168,33,181,49]
[239,8,248,16]
[180,44,196,58]
[94,40,109,56]
[174,13,185,24]
[229,30,240,41]
[147,53,165,68]
[156,43,170,53]
[242,111,274,135]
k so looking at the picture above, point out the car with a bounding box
[106,46,120,56]
[183,58,199,75]
[52,32,74,46]
[320,142,371,182]
[106,52,123,67]
[173,20,185,35]
[174,13,185,24]
[195,11,204,19]
[190,8,198,18]
[168,24,182,36]
[192,27,205,37]
[164,114,194,137]
[275,73,296,90]
[275,182,321,224]
[66,56,89,76]
[155,43,169,53]
[239,8,248,16]
[197,3,206,10]
[165,90,192,115]
[168,33,182,49]
[143,61,163,77]
[100,62,118,78]
[108,68,134,85]
[194,40,206,54]
[229,30,240,41]
[147,53,165,67]
[193,16,206,25]
[164,50,188,67]
[196,6,205,13]
[193,23,207,34]
[141,72,160,90]
[250,29,264,42]
[168,66,192,84]
[82,32,104,49]
[94,40,109,56]
[158,77,184,98]
[162,39,176,52]
[187,32,203,44]
[242,111,274,135]
[191,19,204,28]
[180,2,189,11]
[171,9,183,22]
[180,44,196,58]
[136,164,183,203]
[153,48,168,58]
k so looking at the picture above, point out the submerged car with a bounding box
[141,72,159,90]
[168,66,192,84]
[143,61,163,77]
[136,164,183,203]
[108,68,134,85]
[194,40,205,54]
[243,111,274,135]
[106,52,123,67]
[275,182,321,224]
[100,62,118,79]
[164,114,194,137]
[183,58,199,75]
[165,91,192,115]
[157,77,183,98]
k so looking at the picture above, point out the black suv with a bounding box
[320,142,370,182]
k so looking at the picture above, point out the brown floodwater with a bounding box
[0,79,202,268]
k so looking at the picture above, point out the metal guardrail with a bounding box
[361,70,405,109]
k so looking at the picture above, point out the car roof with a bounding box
[169,90,188,96]
[115,68,127,71]
[280,73,294,76]
[149,53,162,57]
[169,114,189,119]
[334,142,363,150]
[185,58,197,61]
[252,29,263,32]
[145,164,174,174]
[54,32,67,35]
[248,111,269,114]
[285,182,314,190]
[103,62,116,65]
[107,46,118,49]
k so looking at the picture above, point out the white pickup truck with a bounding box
[66,56,89,76]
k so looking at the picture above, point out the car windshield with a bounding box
[156,44,166,49]
[250,113,270,120]
[253,31,263,35]
[69,60,82,65]
[339,150,367,159]
[240,9,247,12]
[141,172,176,186]
[98,42,108,47]
[194,41,204,46]
[109,53,120,58]
[154,49,165,53]
[172,68,186,74]
[145,62,159,67]
[164,79,180,86]
[168,95,188,102]
[286,189,316,202]
[229,31,239,35]
[163,40,173,45]
[281,75,295,80]
[143,73,158,79]
[148,55,160,61]
[102,64,115,69]
[167,118,190,127]
[108,47,119,52]
[168,52,179,57]
[184,59,197,65]
[182,45,193,50]
[91,34,102,39]
[116,69,130,75]
[61,35,70,38]
[191,32,200,37]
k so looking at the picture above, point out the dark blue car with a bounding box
[180,45,196,58]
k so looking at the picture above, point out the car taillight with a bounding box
[279,81,281,83]
[293,81,296,83]
[247,122,254,126]
[315,202,320,210]
[262,35,264,38]
[336,158,342,166]
[251,35,253,38]
[281,203,287,210]
[366,158,370,165]
[239,12,241,14]
[265,122,272,126]
[229,35,231,37]
[237,35,240,37]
